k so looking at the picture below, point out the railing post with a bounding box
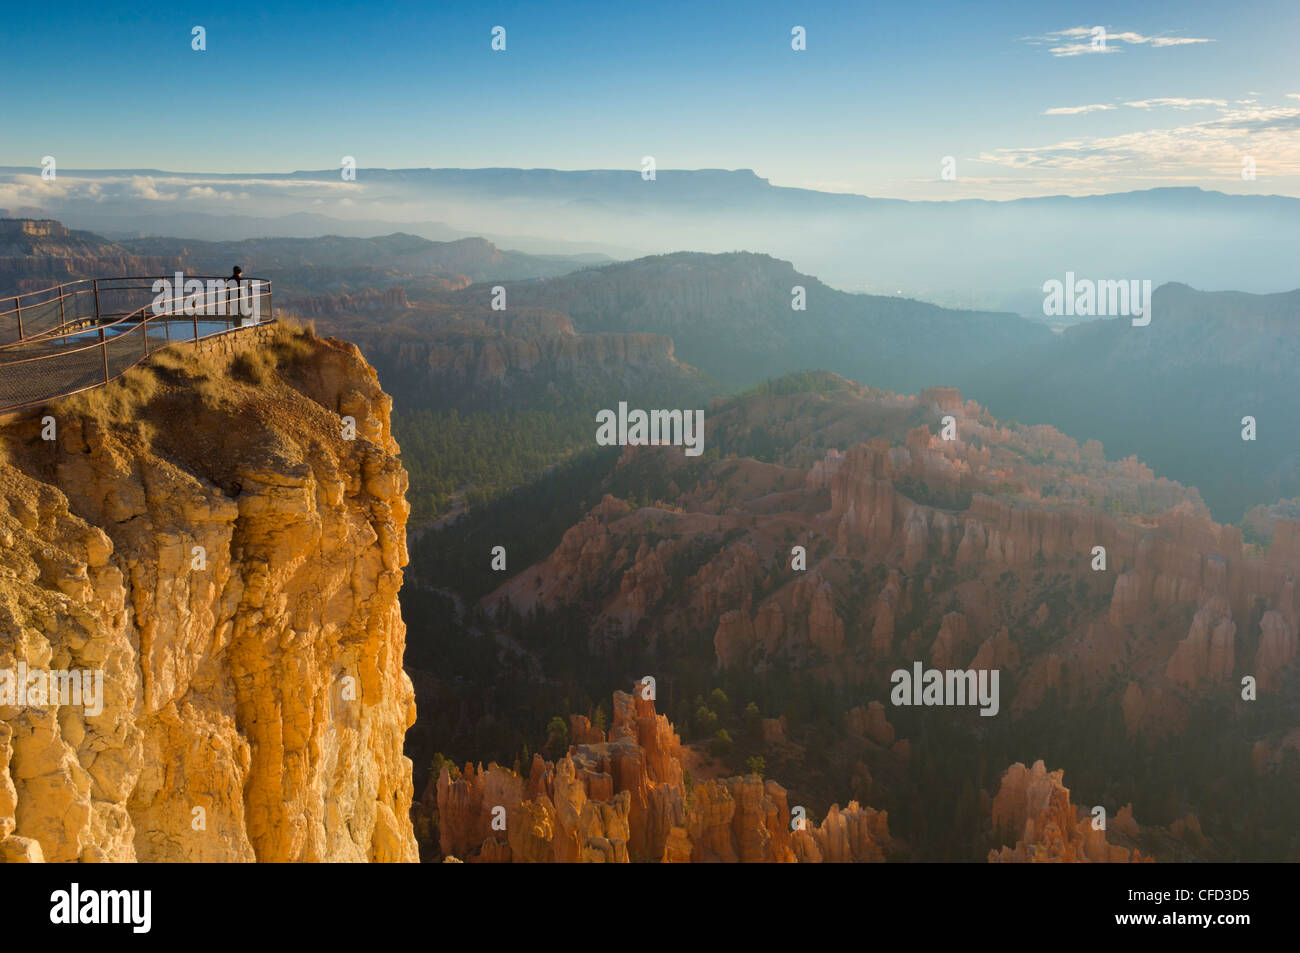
[93,279,101,325]
[15,298,23,342]
[100,327,109,383]
[143,310,150,357]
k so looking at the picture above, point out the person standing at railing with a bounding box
[227,265,244,321]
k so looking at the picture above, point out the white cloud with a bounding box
[1024,26,1214,57]
[0,173,71,207]
[0,171,360,213]
[977,103,1300,176]
[1044,104,1116,115]
[183,185,240,200]
[1048,43,1115,57]
[1122,98,1227,109]
[1113,32,1213,48]
[131,175,175,201]
[1044,98,1227,117]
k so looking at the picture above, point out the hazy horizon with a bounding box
[6,165,1296,316]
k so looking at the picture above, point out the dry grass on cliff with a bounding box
[231,316,316,386]
[62,363,162,423]
[12,316,349,507]
[60,316,320,425]
[273,312,316,341]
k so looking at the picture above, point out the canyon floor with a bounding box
[404,374,1300,862]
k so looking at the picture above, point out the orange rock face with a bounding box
[569,714,605,746]
[791,801,893,863]
[988,760,1146,863]
[432,688,893,862]
[0,332,418,863]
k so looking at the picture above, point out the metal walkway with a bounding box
[0,276,274,416]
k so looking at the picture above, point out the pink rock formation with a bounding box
[1166,600,1236,688]
[988,761,1145,863]
[431,689,893,863]
[790,801,893,863]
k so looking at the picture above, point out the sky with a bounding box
[3,0,1300,200]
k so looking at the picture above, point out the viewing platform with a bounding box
[0,276,273,417]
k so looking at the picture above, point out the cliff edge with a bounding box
[0,323,418,861]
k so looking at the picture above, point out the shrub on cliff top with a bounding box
[231,316,316,385]
[62,363,160,421]
[268,314,315,365]
[58,315,320,423]
[231,348,274,386]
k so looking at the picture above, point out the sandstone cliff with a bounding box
[0,219,181,295]
[0,325,418,862]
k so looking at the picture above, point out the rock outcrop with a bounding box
[790,801,892,863]
[0,219,181,299]
[429,689,894,863]
[988,761,1145,863]
[0,328,418,862]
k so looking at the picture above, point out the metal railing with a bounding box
[0,276,274,415]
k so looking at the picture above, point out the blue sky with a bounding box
[4,0,1299,199]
